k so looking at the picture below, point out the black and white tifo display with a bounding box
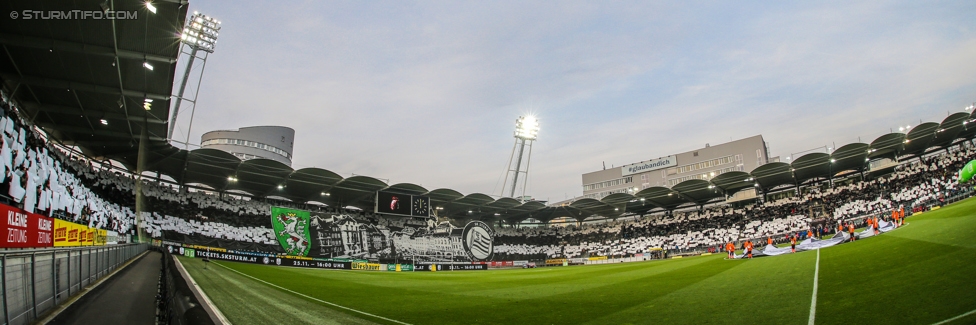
[270,206,494,263]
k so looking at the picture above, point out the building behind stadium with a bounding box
[581,135,771,201]
[201,126,296,166]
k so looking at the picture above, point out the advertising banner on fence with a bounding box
[475,260,519,267]
[166,239,509,272]
[52,219,108,247]
[80,227,95,246]
[189,249,354,270]
[279,258,351,270]
[482,261,515,267]
[54,219,87,247]
[545,258,567,265]
[195,250,259,263]
[351,262,382,271]
[387,264,415,272]
[94,229,107,246]
[0,203,53,248]
[415,264,488,271]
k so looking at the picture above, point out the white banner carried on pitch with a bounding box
[857,220,896,239]
[736,234,849,259]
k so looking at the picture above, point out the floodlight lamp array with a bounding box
[180,12,221,53]
[514,115,540,140]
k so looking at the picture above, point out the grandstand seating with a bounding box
[494,146,974,258]
[0,97,135,234]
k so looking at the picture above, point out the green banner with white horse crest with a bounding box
[271,207,311,256]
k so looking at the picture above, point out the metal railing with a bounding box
[0,244,148,325]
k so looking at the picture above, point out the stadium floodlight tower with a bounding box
[168,11,222,148]
[501,115,540,201]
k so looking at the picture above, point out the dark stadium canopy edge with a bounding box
[2,0,976,223]
[0,0,186,170]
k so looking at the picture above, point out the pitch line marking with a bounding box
[808,248,820,325]
[174,256,232,324]
[212,261,412,325]
[932,308,976,325]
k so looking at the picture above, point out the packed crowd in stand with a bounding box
[135,143,969,259]
[142,212,277,244]
[0,93,319,242]
[1,91,973,259]
[494,144,976,259]
[0,95,135,234]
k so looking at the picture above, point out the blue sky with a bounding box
[174,0,976,202]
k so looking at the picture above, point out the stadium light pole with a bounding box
[501,116,540,201]
[168,12,221,148]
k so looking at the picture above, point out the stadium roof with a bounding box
[831,143,870,175]
[929,113,970,150]
[709,171,755,197]
[2,0,976,224]
[902,122,939,158]
[751,162,795,190]
[0,0,187,169]
[956,110,976,139]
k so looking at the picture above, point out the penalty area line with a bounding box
[932,308,976,325]
[212,261,412,325]
[808,248,820,325]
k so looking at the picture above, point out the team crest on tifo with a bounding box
[462,221,494,261]
[271,207,312,256]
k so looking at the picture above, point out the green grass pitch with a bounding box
[178,197,976,325]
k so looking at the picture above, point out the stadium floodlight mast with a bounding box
[501,115,540,201]
[168,11,222,148]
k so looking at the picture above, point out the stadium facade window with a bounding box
[675,155,735,175]
[230,152,261,160]
[666,165,741,187]
[202,138,292,159]
[582,176,634,191]
[583,186,637,199]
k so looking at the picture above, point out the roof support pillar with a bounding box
[134,119,149,243]
[859,161,865,181]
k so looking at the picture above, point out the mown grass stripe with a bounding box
[931,308,976,325]
[212,261,411,325]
